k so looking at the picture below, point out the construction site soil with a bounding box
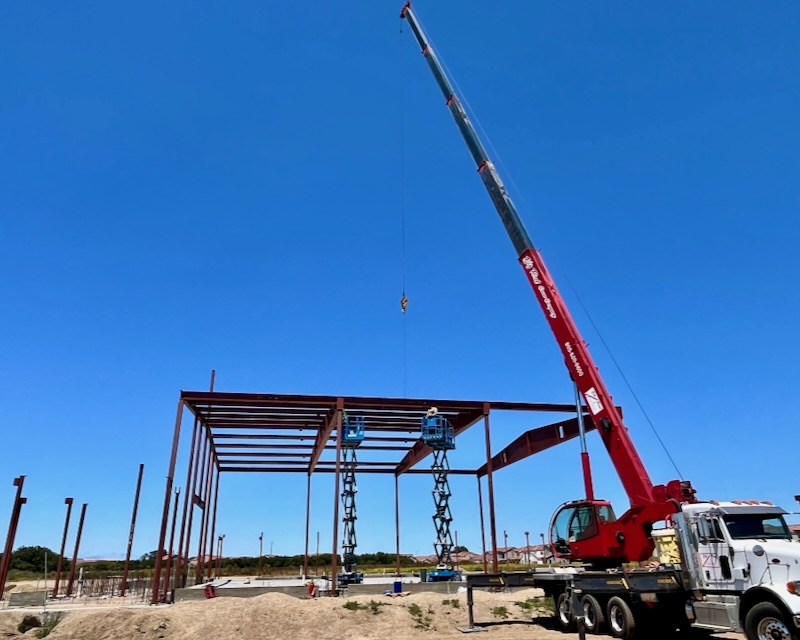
[0,589,741,640]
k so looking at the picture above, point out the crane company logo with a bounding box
[564,342,584,377]
[584,387,604,415]
[521,255,557,319]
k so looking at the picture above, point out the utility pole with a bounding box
[503,530,508,563]
[524,531,531,569]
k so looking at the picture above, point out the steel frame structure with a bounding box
[150,389,608,602]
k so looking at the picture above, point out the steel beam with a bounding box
[120,464,144,597]
[52,497,73,598]
[66,503,88,597]
[475,416,594,477]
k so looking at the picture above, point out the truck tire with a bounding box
[606,596,636,639]
[744,602,797,640]
[556,592,575,632]
[581,594,605,634]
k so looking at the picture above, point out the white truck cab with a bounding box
[673,501,800,639]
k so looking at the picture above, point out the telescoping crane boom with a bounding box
[400,2,697,566]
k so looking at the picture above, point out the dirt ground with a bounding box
[0,589,742,640]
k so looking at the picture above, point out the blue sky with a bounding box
[1,1,798,562]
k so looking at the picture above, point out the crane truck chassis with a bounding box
[464,501,800,639]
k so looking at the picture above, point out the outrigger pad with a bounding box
[456,626,488,634]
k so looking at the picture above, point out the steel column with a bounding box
[120,464,144,597]
[206,463,220,581]
[161,487,180,602]
[483,403,499,573]
[196,428,214,583]
[394,474,401,577]
[329,399,343,593]
[65,503,88,597]
[150,398,185,603]
[181,418,204,587]
[192,370,216,586]
[303,473,311,578]
[0,476,26,601]
[52,497,73,598]
[477,476,488,574]
[175,418,199,590]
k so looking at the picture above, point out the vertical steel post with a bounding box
[193,425,211,583]
[150,398,185,603]
[52,497,73,598]
[193,369,216,586]
[477,476,488,573]
[181,418,204,587]
[394,474,401,577]
[120,464,144,597]
[330,399,344,593]
[175,418,199,590]
[483,403,499,573]
[303,473,311,578]
[0,476,26,601]
[206,462,220,581]
[66,503,88,597]
[161,487,181,602]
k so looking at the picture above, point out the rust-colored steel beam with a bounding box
[150,398,185,603]
[120,464,144,597]
[175,418,199,591]
[182,390,580,413]
[196,428,214,584]
[190,420,210,582]
[213,433,322,440]
[477,477,488,573]
[161,487,180,602]
[206,463,220,581]
[308,404,339,473]
[65,503,88,597]
[330,400,343,593]
[52,497,73,598]
[394,475,401,577]
[218,467,478,474]
[476,416,594,477]
[483,404,499,574]
[303,473,311,578]
[0,476,26,601]
[180,418,203,588]
[213,435,415,444]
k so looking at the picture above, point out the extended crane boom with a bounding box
[400,2,696,565]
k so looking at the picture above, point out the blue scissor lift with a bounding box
[420,410,461,582]
[338,414,365,588]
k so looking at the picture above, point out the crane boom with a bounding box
[400,2,695,563]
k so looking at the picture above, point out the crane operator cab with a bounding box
[550,500,617,557]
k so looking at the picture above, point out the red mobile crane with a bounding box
[400,2,697,567]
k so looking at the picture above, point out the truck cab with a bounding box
[675,501,800,639]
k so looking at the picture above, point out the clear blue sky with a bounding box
[1,1,798,562]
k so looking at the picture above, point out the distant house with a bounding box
[790,524,800,540]
[516,544,553,564]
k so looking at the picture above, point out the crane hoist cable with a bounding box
[399,20,409,396]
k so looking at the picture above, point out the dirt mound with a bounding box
[40,590,563,640]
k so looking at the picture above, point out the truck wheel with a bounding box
[744,602,797,640]
[606,596,636,639]
[581,594,605,634]
[556,592,575,632]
